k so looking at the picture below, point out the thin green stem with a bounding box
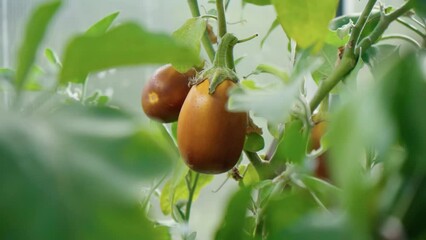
[185,172,199,222]
[397,18,426,38]
[380,34,421,47]
[356,0,414,54]
[216,0,227,38]
[141,174,167,211]
[348,0,378,50]
[187,0,216,62]
[237,34,258,43]
[244,150,273,179]
[309,55,356,112]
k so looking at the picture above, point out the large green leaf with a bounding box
[172,17,206,72]
[60,23,200,84]
[15,1,61,91]
[272,0,339,51]
[0,105,176,239]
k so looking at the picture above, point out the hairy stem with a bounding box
[187,0,216,62]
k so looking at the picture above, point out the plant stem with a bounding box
[380,34,421,47]
[185,171,200,221]
[356,0,414,54]
[309,0,414,112]
[244,150,273,179]
[309,55,356,112]
[216,0,227,38]
[348,0,378,49]
[397,18,426,38]
[187,0,216,62]
[213,33,238,68]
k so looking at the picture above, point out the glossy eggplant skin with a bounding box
[310,121,329,179]
[177,80,247,174]
[141,64,195,123]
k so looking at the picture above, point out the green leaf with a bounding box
[249,64,290,82]
[60,23,200,84]
[243,0,271,6]
[268,212,348,240]
[325,29,350,47]
[172,17,206,72]
[85,11,120,36]
[228,80,300,124]
[300,175,340,207]
[329,9,389,41]
[272,0,339,52]
[229,54,321,124]
[383,51,426,176]
[265,191,317,236]
[238,164,260,186]
[44,48,62,67]
[271,120,309,165]
[312,44,339,85]
[0,105,175,239]
[414,0,426,18]
[244,133,265,152]
[261,18,279,47]
[215,188,253,240]
[361,44,399,71]
[15,1,61,91]
[160,172,214,215]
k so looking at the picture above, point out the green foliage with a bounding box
[272,0,339,51]
[215,188,253,240]
[85,12,119,36]
[15,1,61,92]
[0,105,176,239]
[172,17,207,72]
[271,120,309,165]
[160,171,214,215]
[244,133,265,152]
[413,0,426,18]
[60,23,200,84]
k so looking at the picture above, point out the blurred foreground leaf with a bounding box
[272,0,339,51]
[60,23,200,84]
[15,1,61,91]
[0,105,176,239]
